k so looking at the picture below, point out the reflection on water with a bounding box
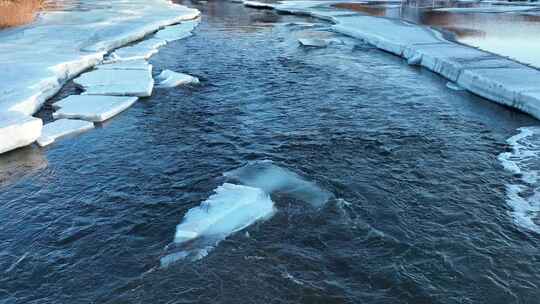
[334,2,540,67]
[0,147,47,187]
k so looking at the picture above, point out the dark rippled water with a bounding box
[2,1,540,303]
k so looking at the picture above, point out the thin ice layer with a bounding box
[109,38,167,61]
[161,183,275,265]
[74,68,154,97]
[37,119,94,147]
[0,112,43,154]
[224,160,333,207]
[156,70,199,88]
[53,95,138,122]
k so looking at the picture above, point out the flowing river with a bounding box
[1,1,539,303]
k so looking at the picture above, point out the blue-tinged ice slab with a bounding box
[109,38,167,62]
[154,19,200,42]
[0,112,42,154]
[53,95,138,122]
[97,60,152,72]
[36,119,94,147]
[74,68,154,97]
[161,183,275,265]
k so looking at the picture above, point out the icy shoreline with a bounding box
[241,0,540,121]
[0,0,199,154]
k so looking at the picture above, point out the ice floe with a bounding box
[156,70,200,88]
[0,0,199,117]
[498,127,540,233]
[0,112,42,154]
[154,19,200,42]
[36,119,94,147]
[224,160,333,208]
[74,68,154,97]
[298,38,330,47]
[53,95,138,122]
[161,183,275,265]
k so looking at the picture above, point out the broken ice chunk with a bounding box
[161,183,275,264]
[36,119,94,147]
[74,68,154,97]
[109,38,167,61]
[0,112,42,154]
[156,70,199,88]
[52,95,138,122]
[154,19,200,42]
[298,38,329,47]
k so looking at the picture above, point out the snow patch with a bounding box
[224,160,333,208]
[498,127,540,233]
[157,70,199,88]
[161,183,275,265]
[37,119,94,147]
[53,95,138,122]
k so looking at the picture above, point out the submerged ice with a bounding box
[224,160,333,208]
[161,183,275,265]
[498,127,540,233]
[156,70,199,88]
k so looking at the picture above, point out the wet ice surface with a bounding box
[161,183,275,265]
[1,1,540,303]
[53,95,138,122]
[37,119,94,147]
[156,70,200,87]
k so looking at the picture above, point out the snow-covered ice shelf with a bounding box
[0,112,42,154]
[53,95,138,122]
[243,0,540,121]
[37,119,94,147]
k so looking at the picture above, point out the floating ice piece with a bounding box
[224,160,333,207]
[298,38,329,47]
[53,95,138,122]
[161,183,275,265]
[36,119,94,147]
[498,127,540,233]
[97,60,152,72]
[407,53,422,65]
[154,19,200,42]
[0,112,43,154]
[243,1,275,9]
[74,68,154,97]
[156,70,199,88]
[446,82,464,91]
[109,38,167,61]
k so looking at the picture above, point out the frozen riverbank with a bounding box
[0,0,199,154]
[242,0,540,121]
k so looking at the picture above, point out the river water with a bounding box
[1,1,540,303]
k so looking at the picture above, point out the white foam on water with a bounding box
[498,127,540,233]
[224,160,333,208]
[161,183,275,265]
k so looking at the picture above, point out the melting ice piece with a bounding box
[498,127,540,233]
[109,38,167,61]
[298,38,329,48]
[161,183,275,265]
[37,119,94,147]
[74,68,154,97]
[154,19,200,42]
[156,70,199,88]
[97,60,152,72]
[446,82,464,91]
[53,95,138,122]
[0,112,42,154]
[224,160,333,207]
